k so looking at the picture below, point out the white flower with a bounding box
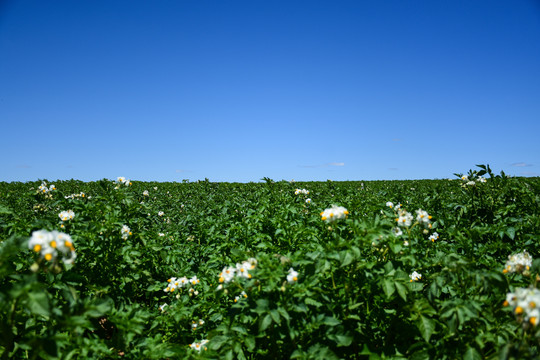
[234,291,248,302]
[121,225,131,239]
[396,210,413,227]
[320,205,349,223]
[158,211,164,217]
[428,232,439,242]
[295,189,309,195]
[415,209,431,226]
[287,268,299,283]
[115,177,131,186]
[504,287,540,326]
[392,227,403,237]
[143,190,149,196]
[306,198,311,204]
[235,261,254,279]
[38,182,49,193]
[504,251,533,274]
[28,230,76,264]
[386,201,394,208]
[65,192,87,199]
[409,271,422,282]
[189,276,200,285]
[178,276,190,287]
[189,339,209,351]
[58,210,75,221]
[159,303,168,312]
[191,319,205,330]
[219,266,236,283]
[477,176,487,183]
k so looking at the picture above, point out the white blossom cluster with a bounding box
[121,225,131,240]
[64,192,88,199]
[164,275,200,294]
[320,205,349,223]
[58,210,75,221]
[295,189,310,196]
[460,174,487,188]
[28,230,76,265]
[396,209,414,227]
[504,287,540,327]
[189,339,209,352]
[409,271,422,282]
[38,181,56,194]
[415,209,432,227]
[114,177,131,188]
[503,250,533,274]
[234,291,248,303]
[217,258,258,288]
[191,319,205,330]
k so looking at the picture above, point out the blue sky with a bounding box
[1,0,539,183]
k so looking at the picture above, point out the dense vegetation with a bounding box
[1,165,539,359]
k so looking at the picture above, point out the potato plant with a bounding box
[0,165,539,359]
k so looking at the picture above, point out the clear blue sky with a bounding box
[1,0,539,182]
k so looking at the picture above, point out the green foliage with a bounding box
[0,167,539,358]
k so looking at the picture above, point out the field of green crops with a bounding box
[1,165,539,359]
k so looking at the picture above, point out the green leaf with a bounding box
[322,316,341,326]
[209,335,228,350]
[395,282,408,301]
[381,278,395,298]
[232,326,248,335]
[305,298,323,307]
[269,309,281,325]
[244,335,256,352]
[506,227,516,240]
[340,251,355,267]
[463,346,481,360]
[0,204,12,214]
[27,291,50,318]
[331,334,353,347]
[277,307,290,321]
[416,315,435,342]
[260,314,272,332]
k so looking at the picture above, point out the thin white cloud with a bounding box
[327,162,345,167]
[388,167,398,171]
[511,162,533,167]
[520,171,540,176]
